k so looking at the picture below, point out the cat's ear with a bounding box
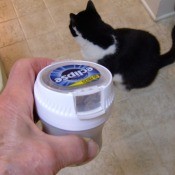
[86,0,97,13]
[70,13,76,25]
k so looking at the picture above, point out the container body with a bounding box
[42,120,104,148]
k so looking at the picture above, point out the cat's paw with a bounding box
[113,81,128,91]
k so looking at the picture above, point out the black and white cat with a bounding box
[69,0,175,90]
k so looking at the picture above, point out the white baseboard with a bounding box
[141,0,175,21]
[156,11,175,21]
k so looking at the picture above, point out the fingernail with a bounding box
[87,139,100,160]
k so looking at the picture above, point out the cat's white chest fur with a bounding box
[73,27,117,62]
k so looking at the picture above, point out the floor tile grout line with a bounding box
[9,0,33,57]
[42,0,83,59]
[16,20,34,57]
[10,0,59,57]
[0,17,17,24]
[42,0,57,29]
[42,0,61,43]
[0,40,28,50]
[10,0,48,18]
[9,0,54,49]
[20,0,60,57]
[0,0,17,24]
[10,0,20,21]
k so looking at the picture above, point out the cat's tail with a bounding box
[159,25,175,69]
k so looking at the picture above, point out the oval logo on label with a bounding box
[50,65,101,87]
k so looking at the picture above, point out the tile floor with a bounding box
[0,0,175,175]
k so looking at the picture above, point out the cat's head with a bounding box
[69,0,102,38]
[69,1,101,37]
[69,0,116,61]
[69,0,111,40]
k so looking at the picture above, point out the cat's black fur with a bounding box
[69,0,175,90]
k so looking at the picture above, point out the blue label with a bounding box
[50,64,101,87]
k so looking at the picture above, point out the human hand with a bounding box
[0,58,99,175]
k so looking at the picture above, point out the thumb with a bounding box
[48,135,99,169]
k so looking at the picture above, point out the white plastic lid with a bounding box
[34,60,114,131]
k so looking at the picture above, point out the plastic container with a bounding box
[34,60,114,150]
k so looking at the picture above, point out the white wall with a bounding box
[141,0,175,21]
